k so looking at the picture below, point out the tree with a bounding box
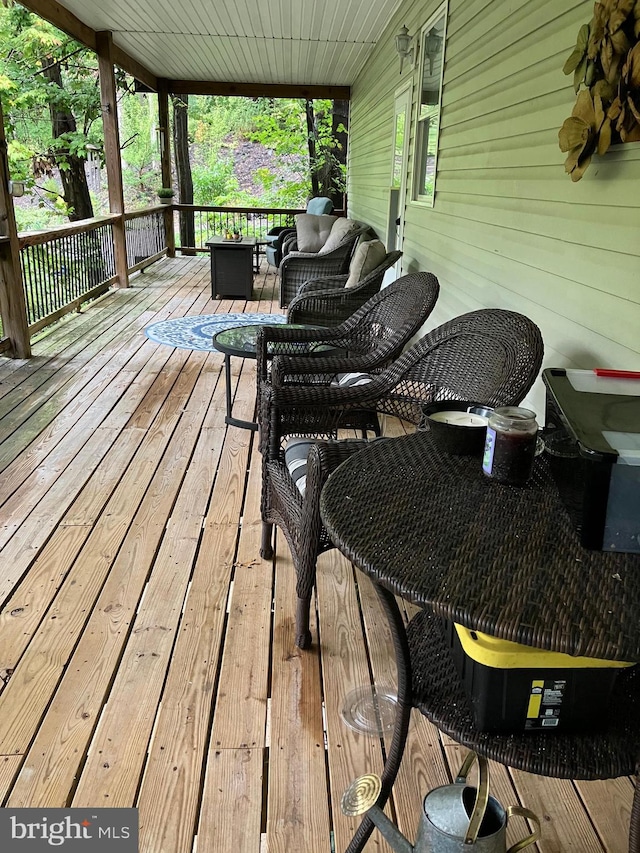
[0,3,102,221]
[40,53,93,220]
[253,97,347,207]
[305,99,348,209]
[172,93,195,251]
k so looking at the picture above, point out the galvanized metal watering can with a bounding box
[342,752,540,853]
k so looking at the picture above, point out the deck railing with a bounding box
[0,204,327,350]
[173,205,304,252]
[124,208,166,270]
[18,217,118,334]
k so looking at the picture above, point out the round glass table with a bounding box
[212,323,336,430]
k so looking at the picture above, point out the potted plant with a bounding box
[157,187,174,204]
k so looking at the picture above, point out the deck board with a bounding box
[0,255,634,851]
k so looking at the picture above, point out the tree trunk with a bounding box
[172,94,195,254]
[41,58,94,222]
[305,99,320,198]
[329,99,348,210]
[305,99,348,208]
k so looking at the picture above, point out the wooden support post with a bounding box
[0,99,30,358]
[96,30,129,288]
[158,80,175,258]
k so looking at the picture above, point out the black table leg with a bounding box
[345,584,413,853]
[223,354,258,431]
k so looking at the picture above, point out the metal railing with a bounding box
[174,205,304,252]
[19,217,118,333]
[124,208,166,269]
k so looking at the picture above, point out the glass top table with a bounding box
[212,323,336,430]
[319,430,640,853]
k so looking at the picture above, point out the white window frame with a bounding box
[412,1,448,207]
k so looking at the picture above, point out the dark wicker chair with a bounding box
[278,224,370,307]
[265,196,334,267]
[259,308,544,648]
[285,250,402,327]
[256,271,440,389]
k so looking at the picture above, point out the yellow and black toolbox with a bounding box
[448,622,634,734]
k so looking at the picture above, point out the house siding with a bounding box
[347,0,640,415]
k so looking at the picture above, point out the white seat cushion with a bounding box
[330,372,373,387]
[345,240,387,287]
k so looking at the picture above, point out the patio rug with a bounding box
[144,312,286,351]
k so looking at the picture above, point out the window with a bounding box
[413,4,447,205]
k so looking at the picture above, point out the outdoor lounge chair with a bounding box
[278,221,370,307]
[285,249,403,327]
[265,197,334,268]
[258,308,544,648]
[256,270,439,390]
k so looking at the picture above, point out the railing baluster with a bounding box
[15,205,312,335]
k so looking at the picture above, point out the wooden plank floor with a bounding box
[0,255,634,852]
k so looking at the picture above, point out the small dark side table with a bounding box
[320,430,640,853]
[206,236,257,299]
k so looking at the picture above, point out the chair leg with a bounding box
[260,522,274,559]
[295,597,312,649]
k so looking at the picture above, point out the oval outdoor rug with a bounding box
[144,312,287,351]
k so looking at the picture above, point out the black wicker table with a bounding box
[320,430,640,853]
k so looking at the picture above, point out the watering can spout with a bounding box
[341,774,415,853]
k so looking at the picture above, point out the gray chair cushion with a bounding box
[319,218,361,254]
[345,240,387,287]
[295,214,338,253]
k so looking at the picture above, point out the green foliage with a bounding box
[250,98,308,154]
[0,2,103,221]
[192,158,237,204]
[253,166,309,206]
[0,4,347,225]
[121,93,157,178]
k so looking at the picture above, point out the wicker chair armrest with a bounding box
[295,275,348,295]
[256,323,337,381]
[287,287,372,327]
[281,232,298,255]
[260,376,390,448]
[304,438,377,506]
[269,353,386,388]
[279,249,323,263]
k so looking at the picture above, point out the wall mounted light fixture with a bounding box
[395,25,415,73]
[424,28,443,75]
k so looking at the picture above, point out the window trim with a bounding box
[412,1,448,208]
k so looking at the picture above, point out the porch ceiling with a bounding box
[33,0,403,88]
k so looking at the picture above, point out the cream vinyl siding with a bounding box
[347,0,640,415]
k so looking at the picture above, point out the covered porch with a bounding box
[0,256,634,851]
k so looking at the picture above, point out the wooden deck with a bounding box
[0,255,634,852]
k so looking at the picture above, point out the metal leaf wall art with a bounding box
[559,0,640,181]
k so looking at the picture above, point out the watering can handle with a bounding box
[505,806,541,852]
[454,751,490,844]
